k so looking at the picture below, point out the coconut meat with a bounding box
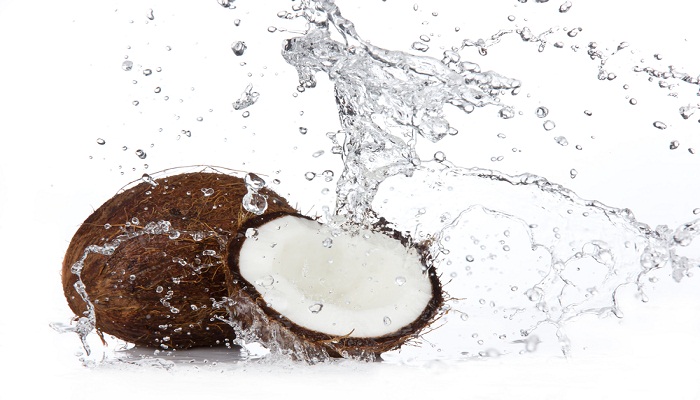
[237,215,433,338]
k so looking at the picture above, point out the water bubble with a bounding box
[132,100,140,106]
[434,151,446,162]
[309,303,323,314]
[299,127,308,134]
[653,121,667,130]
[543,120,556,130]
[570,169,578,179]
[322,238,333,248]
[231,41,247,56]
[122,60,133,71]
[411,42,429,52]
[143,69,152,76]
[305,172,316,181]
[670,140,680,150]
[383,317,392,326]
[554,136,569,146]
[242,111,250,118]
[559,1,572,12]
[135,149,147,159]
[466,255,475,262]
[536,106,549,118]
[96,138,106,145]
[201,188,214,197]
[395,276,406,286]
[322,170,334,182]
[629,98,637,105]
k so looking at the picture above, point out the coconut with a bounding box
[62,169,295,349]
[226,211,443,361]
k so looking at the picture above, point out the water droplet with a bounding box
[135,149,147,159]
[584,110,593,116]
[570,169,578,179]
[536,106,549,118]
[312,150,324,158]
[122,60,133,71]
[322,238,333,248]
[242,192,268,215]
[383,316,392,326]
[245,173,266,190]
[201,188,214,197]
[411,42,429,52]
[567,27,582,37]
[466,255,475,262]
[305,172,316,181]
[670,140,680,150]
[146,9,154,20]
[653,121,667,130]
[141,173,158,187]
[433,151,446,162]
[231,41,247,56]
[460,313,469,321]
[245,228,258,238]
[559,1,572,12]
[309,303,323,313]
[103,223,111,230]
[143,69,152,76]
[654,53,663,60]
[693,208,700,215]
[554,136,568,146]
[242,111,250,118]
[395,276,406,286]
[131,217,140,225]
[96,138,106,145]
[629,98,637,105]
[267,26,277,33]
[132,100,140,106]
[543,120,556,130]
[498,107,515,119]
[413,3,419,11]
[508,15,516,22]
[156,286,164,293]
[234,19,241,26]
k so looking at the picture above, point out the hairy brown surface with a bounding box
[226,211,444,361]
[62,171,295,349]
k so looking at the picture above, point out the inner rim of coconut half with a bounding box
[237,215,434,338]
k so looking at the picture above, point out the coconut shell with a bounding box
[225,211,444,361]
[62,170,295,349]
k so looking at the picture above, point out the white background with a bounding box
[1,0,700,399]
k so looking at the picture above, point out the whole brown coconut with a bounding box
[62,168,295,349]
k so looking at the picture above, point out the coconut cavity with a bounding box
[61,170,295,350]
[227,212,443,360]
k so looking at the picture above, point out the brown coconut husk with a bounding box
[225,211,444,361]
[62,169,295,349]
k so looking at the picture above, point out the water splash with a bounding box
[276,0,700,359]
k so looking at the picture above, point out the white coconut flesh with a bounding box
[238,215,434,338]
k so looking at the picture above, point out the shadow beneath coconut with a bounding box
[113,345,249,366]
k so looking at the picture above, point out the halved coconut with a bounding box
[226,212,443,360]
